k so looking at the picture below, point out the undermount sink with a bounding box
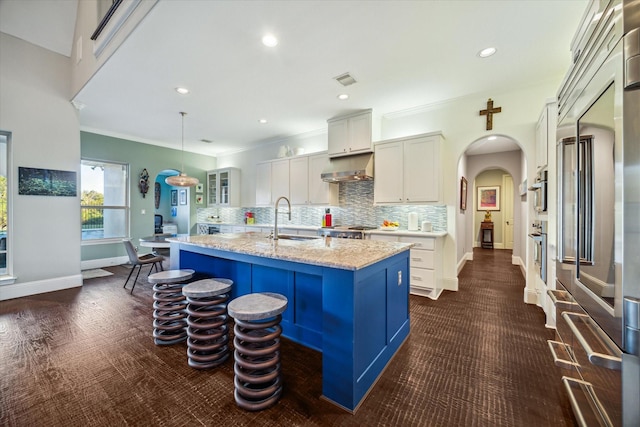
[274,234,321,241]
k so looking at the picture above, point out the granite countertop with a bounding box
[365,229,448,238]
[169,233,413,271]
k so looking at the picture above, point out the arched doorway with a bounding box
[154,169,190,234]
[456,134,527,268]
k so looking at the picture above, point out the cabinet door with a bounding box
[403,136,440,202]
[348,112,372,153]
[289,156,309,205]
[308,153,337,205]
[207,172,217,206]
[327,119,348,156]
[270,159,290,204]
[536,107,548,170]
[374,141,403,203]
[255,162,271,206]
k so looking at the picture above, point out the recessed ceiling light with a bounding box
[488,136,497,141]
[259,119,268,124]
[262,34,278,47]
[175,87,190,95]
[337,94,349,100]
[478,47,497,58]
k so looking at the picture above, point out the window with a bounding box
[0,132,8,275]
[81,159,128,242]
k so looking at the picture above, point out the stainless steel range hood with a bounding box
[321,153,374,182]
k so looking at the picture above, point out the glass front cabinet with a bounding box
[207,167,240,207]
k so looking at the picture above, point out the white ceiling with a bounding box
[1,0,588,157]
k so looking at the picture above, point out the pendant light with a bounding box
[165,112,199,187]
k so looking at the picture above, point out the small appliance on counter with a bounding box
[408,212,419,231]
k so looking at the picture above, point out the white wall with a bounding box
[0,33,82,299]
[379,80,559,298]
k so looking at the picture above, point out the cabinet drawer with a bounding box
[409,267,434,289]
[399,236,435,250]
[409,248,434,269]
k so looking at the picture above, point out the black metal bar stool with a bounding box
[148,269,194,345]
[228,292,288,411]
[182,278,233,369]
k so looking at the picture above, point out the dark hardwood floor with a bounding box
[0,248,576,426]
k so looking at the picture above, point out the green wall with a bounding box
[81,131,217,261]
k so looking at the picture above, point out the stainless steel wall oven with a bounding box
[528,169,548,213]
[550,1,640,425]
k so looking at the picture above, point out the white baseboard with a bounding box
[0,274,82,301]
[456,251,474,275]
[524,288,538,304]
[81,256,128,270]
[442,277,458,292]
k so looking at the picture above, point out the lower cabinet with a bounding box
[369,233,443,299]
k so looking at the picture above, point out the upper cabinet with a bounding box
[327,109,373,157]
[374,133,443,204]
[207,167,240,207]
[256,153,337,207]
[535,99,557,171]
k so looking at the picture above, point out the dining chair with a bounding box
[122,239,164,294]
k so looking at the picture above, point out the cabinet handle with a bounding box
[411,257,422,262]
[562,312,622,370]
[562,377,613,427]
[411,276,422,281]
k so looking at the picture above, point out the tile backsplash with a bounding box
[197,180,447,231]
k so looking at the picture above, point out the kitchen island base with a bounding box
[172,239,410,412]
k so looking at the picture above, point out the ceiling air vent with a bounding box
[334,72,357,87]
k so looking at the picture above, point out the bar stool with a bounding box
[228,292,288,411]
[182,278,233,369]
[148,269,194,345]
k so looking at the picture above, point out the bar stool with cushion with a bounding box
[228,292,288,411]
[148,269,195,345]
[122,239,164,294]
[182,278,233,369]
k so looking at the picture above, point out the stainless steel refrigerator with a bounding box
[550,0,640,425]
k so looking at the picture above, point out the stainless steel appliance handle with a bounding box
[547,340,580,370]
[562,312,622,370]
[562,376,614,427]
[547,289,578,311]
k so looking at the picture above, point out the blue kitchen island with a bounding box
[169,233,412,412]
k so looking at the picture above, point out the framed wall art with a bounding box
[477,185,500,211]
[179,189,187,205]
[195,195,204,205]
[460,177,467,211]
[18,167,77,197]
[195,183,204,193]
[171,189,178,206]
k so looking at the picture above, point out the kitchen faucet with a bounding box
[273,196,291,240]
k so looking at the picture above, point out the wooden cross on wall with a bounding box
[479,98,502,130]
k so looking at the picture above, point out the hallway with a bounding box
[0,248,575,426]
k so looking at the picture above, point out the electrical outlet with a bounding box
[398,271,402,286]
[141,209,146,215]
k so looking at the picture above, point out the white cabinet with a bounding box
[289,156,309,205]
[219,225,233,234]
[374,133,442,204]
[270,159,290,203]
[207,168,240,207]
[290,153,338,206]
[535,100,556,171]
[255,162,272,206]
[401,235,442,300]
[255,158,289,207]
[327,110,372,157]
[256,153,337,207]
[368,233,443,300]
